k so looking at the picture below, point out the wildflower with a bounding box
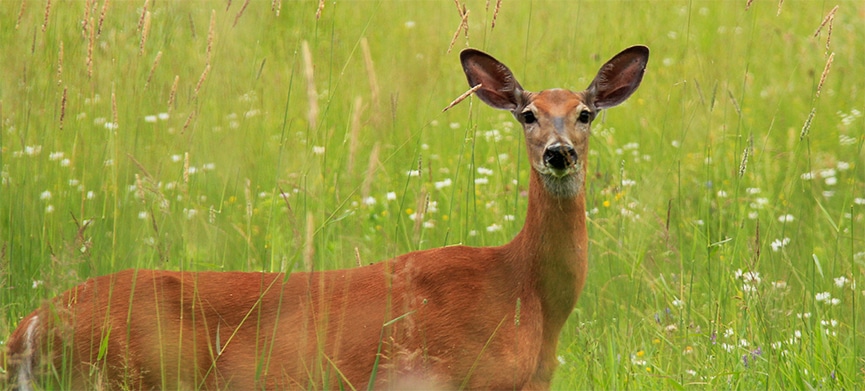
[40,190,52,200]
[503,215,515,221]
[434,178,452,189]
[686,369,697,376]
[144,115,158,123]
[474,177,489,185]
[312,146,325,155]
[363,196,376,206]
[158,112,169,120]
[672,298,684,307]
[386,192,397,201]
[45,205,55,213]
[406,170,421,177]
[486,223,502,232]
[771,280,787,289]
[771,238,791,251]
[834,276,848,288]
[477,167,493,176]
[815,291,831,302]
[777,214,795,223]
[746,187,761,194]
[800,172,814,180]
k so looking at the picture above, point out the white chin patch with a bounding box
[540,173,582,199]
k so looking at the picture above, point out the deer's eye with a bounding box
[521,110,537,124]
[578,110,592,124]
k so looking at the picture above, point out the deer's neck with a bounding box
[506,170,588,324]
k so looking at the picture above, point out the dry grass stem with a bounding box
[137,0,150,34]
[302,41,319,128]
[194,64,211,98]
[57,41,64,86]
[745,0,754,11]
[111,90,118,129]
[225,0,232,11]
[824,14,834,54]
[816,52,834,98]
[42,0,52,32]
[82,0,92,37]
[244,178,253,219]
[86,17,95,78]
[183,152,190,185]
[491,0,503,29]
[97,0,109,37]
[16,0,27,30]
[234,0,250,27]
[776,0,784,15]
[813,5,838,37]
[448,8,470,53]
[738,136,752,177]
[139,10,151,55]
[316,0,325,19]
[271,0,282,16]
[182,109,196,134]
[167,75,179,113]
[354,248,362,268]
[144,51,162,91]
[304,213,315,272]
[207,10,216,63]
[800,107,816,140]
[360,38,380,103]
[360,143,380,202]
[442,84,482,113]
[59,87,67,130]
[347,96,364,173]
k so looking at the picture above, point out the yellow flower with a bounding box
[636,350,645,357]
[603,200,611,208]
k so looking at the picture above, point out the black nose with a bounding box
[543,144,577,170]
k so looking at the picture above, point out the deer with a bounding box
[3,45,648,390]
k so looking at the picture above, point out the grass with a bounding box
[1,0,863,389]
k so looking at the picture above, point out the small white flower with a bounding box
[836,161,850,171]
[434,178,452,189]
[818,168,837,178]
[672,298,684,307]
[312,146,325,155]
[824,176,837,186]
[474,177,489,185]
[404,20,416,29]
[406,170,421,177]
[32,280,44,289]
[144,115,158,123]
[771,237,791,251]
[815,291,831,302]
[746,187,761,195]
[40,190,52,200]
[363,196,376,206]
[386,192,397,201]
[854,198,865,205]
[834,276,849,288]
[777,214,795,223]
[477,167,494,176]
[486,223,502,232]
[49,151,65,161]
[771,281,787,289]
[800,172,814,180]
[138,211,148,219]
[793,330,801,339]
[45,205,55,213]
[716,190,728,198]
[503,215,515,222]
[158,112,170,120]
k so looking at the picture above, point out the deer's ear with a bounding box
[588,45,649,110]
[460,49,524,111]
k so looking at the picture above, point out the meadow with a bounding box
[1,0,863,389]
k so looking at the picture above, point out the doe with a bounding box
[4,45,648,390]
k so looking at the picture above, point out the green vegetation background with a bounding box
[1,1,863,388]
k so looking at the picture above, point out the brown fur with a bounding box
[4,46,647,390]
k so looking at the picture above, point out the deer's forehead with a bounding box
[530,89,588,116]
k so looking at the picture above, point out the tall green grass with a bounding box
[1,0,862,388]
